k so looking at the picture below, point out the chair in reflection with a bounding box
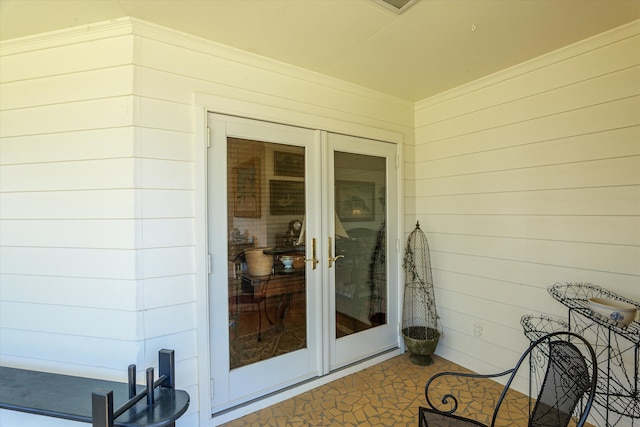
[419,331,597,427]
[229,278,269,342]
[334,228,377,335]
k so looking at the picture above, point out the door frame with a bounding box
[194,93,404,426]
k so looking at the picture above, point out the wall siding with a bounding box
[0,27,143,398]
[413,22,640,412]
[1,17,413,427]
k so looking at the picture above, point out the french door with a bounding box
[208,114,399,412]
[327,133,399,371]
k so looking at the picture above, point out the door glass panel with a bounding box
[334,152,387,338]
[227,138,307,369]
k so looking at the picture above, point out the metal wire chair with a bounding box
[419,331,598,427]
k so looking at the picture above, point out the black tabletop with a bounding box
[0,366,189,427]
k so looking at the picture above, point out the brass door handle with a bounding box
[304,237,319,270]
[328,237,344,268]
[328,255,344,268]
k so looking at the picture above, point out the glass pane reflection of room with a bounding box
[227,139,307,370]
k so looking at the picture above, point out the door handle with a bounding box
[328,237,344,268]
[304,237,319,270]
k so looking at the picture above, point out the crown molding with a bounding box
[127,18,413,110]
[0,16,412,112]
[416,19,640,110]
[0,17,134,56]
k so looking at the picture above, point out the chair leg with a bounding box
[256,301,262,342]
[418,407,428,427]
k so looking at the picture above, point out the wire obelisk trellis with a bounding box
[368,220,386,326]
[402,221,441,365]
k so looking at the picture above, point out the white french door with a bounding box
[326,133,399,370]
[207,114,399,412]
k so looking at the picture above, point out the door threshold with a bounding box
[210,347,402,426]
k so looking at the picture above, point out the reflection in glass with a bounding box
[227,138,306,369]
[334,152,387,338]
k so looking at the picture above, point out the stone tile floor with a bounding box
[220,352,539,427]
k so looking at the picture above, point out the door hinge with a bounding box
[395,154,399,169]
[207,126,211,148]
[208,254,212,274]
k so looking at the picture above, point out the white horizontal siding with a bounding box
[0,247,137,278]
[429,233,638,275]
[416,31,640,126]
[415,186,640,216]
[0,219,138,248]
[0,190,137,219]
[142,303,196,339]
[0,29,141,380]
[134,36,413,130]
[0,35,134,83]
[422,215,639,246]
[140,218,195,248]
[139,127,193,161]
[413,20,640,403]
[142,275,196,309]
[138,189,195,218]
[416,96,640,161]
[431,252,640,297]
[139,158,194,189]
[416,64,640,145]
[0,66,134,110]
[0,128,135,165]
[417,127,640,179]
[140,247,195,278]
[418,156,639,196]
[0,275,136,310]
[0,159,136,191]
[0,96,135,137]
[0,218,194,249]
[2,18,412,426]
[0,301,139,341]
[0,329,139,371]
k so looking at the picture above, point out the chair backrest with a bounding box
[492,332,597,427]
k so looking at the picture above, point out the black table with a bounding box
[0,349,189,427]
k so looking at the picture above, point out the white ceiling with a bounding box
[1,0,639,101]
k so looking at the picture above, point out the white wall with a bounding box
[3,13,638,427]
[0,17,413,426]
[0,24,142,373]
[413,18,640,407]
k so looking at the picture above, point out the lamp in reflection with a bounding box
[296,213,349,246]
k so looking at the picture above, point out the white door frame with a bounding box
[194,93,404,426]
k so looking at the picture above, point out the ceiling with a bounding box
[1,0,639,101]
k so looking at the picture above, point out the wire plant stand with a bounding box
[368,221,386,326]
[547,282,640,427]
[401,221,441,365]
[521,315,595,424]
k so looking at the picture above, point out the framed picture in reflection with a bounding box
[270,180,305,215]
[234,160,261,218]
[274,151,304,177]
[336,180,375,222]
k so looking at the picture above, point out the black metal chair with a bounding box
[419,331,597,427]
